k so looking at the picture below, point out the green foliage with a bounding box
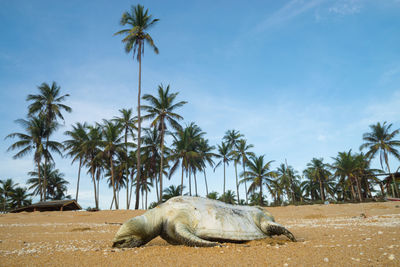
[206,191,219,200]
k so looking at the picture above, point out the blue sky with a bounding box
[1,0,400,209]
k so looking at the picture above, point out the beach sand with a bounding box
[1,201,399,266]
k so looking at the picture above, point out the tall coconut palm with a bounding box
[276,163,300,203]
[162,185,185,202]
[142,84,186,202]
[27,163,69,200]
[6,115,62,201]
[237,139,254,204]
[115,4,159,210]
[360,121,400,197]
[82,125,103,209]
[6,117,45,200]
[219,190,237,204]
[214,142,231,196]
[99,120,124,209]
[223,130,243,202]
[0,179,19,212]
[169,123,204,195]
[240,155,276,206]
[10,187,32,209]
[26,82,71,201]
[331,150,364,202]
[64,122,88,202]
[304,158,331,202]
[142,127,161,201]
[113,108,136,209]
[197,138,215,196]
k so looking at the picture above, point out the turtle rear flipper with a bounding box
[174,223,219,247]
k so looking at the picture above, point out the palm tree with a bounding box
[115,4,159,210]
[0,179,19,212]
[276,163,299,203]
[64,122,88,202]
[223,130,243,202]
[27,81,71,201]
[248,192,266,206]
[142,84,187,202]
[197,138,215,196]
[82,125,103,209]
[215,142,231,196]
[304,158,331,202]
[360,122,400,197]
[302,169,320,201]
[142,127,161,201]
[206,191,219,200]
[169,123,204,195]
[219,190,237,204]
[10,187,32,209]
[240,155,276,206]
[162,185,185,202]
[6,115,48,201]
[237,139,254,204]
[99,120,124,209]
[27,163,69,200]
[113,108,136,209]
[331,150,364,202]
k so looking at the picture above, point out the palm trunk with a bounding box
[355,176,363,202]
[159,119,165,202]
[387,164,399,198]
[96,172,100,209]
[125,130,129,209]
[235,162,239,203]
[128,170,134,207]
[223,162,226,195]
[91,166,98,209]
[259,177,263,206]
[180,165,184,196]
[349,176,357,201]
[37,159,42,202]
[379,181,385,196]
[110,197,114,210]
[155,175,159,202]
[194,172,198,196]
[43,135,49,201]
[243,162,248,204]
[203,171,209,196]
[145,186,148,209]
[110,157,118,209]
[141,190,144,210]
[76,157,82,202]
[318,178,325,202]
[135,42,142,210]
[189,168,192,196]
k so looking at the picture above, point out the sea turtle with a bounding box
[112,196,296,248]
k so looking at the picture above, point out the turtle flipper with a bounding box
[260,221,297,242]
[174,223,219,247]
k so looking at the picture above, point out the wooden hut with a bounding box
[11,200,81,213]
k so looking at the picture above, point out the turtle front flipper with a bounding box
[174,223,219,247]
[260,221,297,242]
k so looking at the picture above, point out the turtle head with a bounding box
[112,235,145,248]
[112,218,146,248]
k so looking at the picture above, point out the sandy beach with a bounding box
[1,201,399,266]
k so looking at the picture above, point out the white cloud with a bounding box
[255,0,324,32]
[328,0,363,15]
[361,90,400,125]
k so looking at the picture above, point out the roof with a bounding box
[10,199,82,213]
